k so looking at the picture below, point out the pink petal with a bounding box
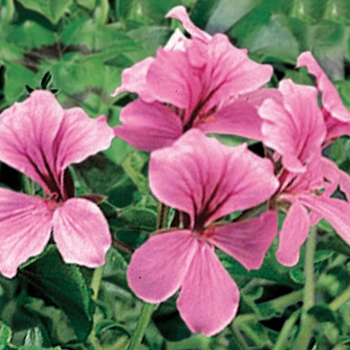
[165,6,211,42]
[114,100,183,152]
[53,198,111,268]
[0,188,52,278]
[111,57,155,102]
[55,109,114,170]
[127,230,197,303]
[164,28,190,52]
[297,51,350,122]
[198,100,264,140]
[207,211,278,270]
[201,34,273,112]
[324,113,350,139]
[149,129,279,227]
[276,201,310,266]
[298,194,350,246]
[177,241,239,336]
[0,90,64,192]
[260,79,326,174]
[146,46,202,111]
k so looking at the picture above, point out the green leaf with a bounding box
[308,304,336,323]
[205,0,261,34]
[19,246,95,343]
[76,0,96,10]
[60,18,139,52]
[23,327,45,347]
[152,297,191,341]
[0,321,12,350]
[220,251,298,288]
[114,208,157,232]
[16,0,73,24]
[94,321,130,349]
[137,0,183,23]
[235,14,299,63]
[127,26,172,60]
[121,151,149,194]
[190,0,220,30]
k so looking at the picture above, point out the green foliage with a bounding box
[2,0,350,348]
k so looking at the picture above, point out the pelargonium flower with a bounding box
[112,6,273,152]
[0,90,114,278]
[297,51,350,140]
[259,79,350,266]
[127,130,279,336]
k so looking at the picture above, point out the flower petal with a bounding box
[177,241,239,336]
[276,201,310,266]
[165,6,211,42]
[0,90,63,192]
[260,79,326,173]
[298,194,350,246]
[127,230,197,303]
[150,129,279,227]
[111,57,155,101]
[0,188,52,278]
[297,51,350,122]
[198,100,264,140]
[114,99,183,151]
[55,109,114,171]
[53,198,111,267]
[207,211,278,270]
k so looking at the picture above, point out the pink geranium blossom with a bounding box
[297,51,350,140]
[112,6,273,151]
[0,90,114,278]
[127,130,279,336]
[259,79,350,266]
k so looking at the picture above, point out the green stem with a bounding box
[127,303,155,350]
[292,226,317,350]
[90,266,104,300]
[22,175,35,196]
[156,202,169,230]
[127,202,169,349]
[273,310,300,350]
[329,286,350,311]
[230,323,250,350]
[233,202,267,222]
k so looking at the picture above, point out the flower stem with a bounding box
[157,202,169,229]
[329,286,350,311]
[292,225,317,350]
[273,310,300,350]
[127,202,169,349]
[233,202,267,222]
[90,266,104,300]
[230,322,250,350]
[127,303,155,350]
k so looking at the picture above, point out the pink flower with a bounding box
[127,130,279,336]
[259,79,350,266]
[0,90,114,278]
[112,6,273,152]
[297,51,350,140]
[259,79,326,174]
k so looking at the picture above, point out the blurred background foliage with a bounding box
[1,0,350,349]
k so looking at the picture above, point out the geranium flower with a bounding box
[127,130,279,336]
[259,79,350,266]
[0,90,114,278]
[112,6,273,152]
[297,51,350,140]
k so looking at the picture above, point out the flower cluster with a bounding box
[1,4,350,339]
[113,6,350,335]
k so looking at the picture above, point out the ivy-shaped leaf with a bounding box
[16,0,73,24]
[19,246,95,343]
